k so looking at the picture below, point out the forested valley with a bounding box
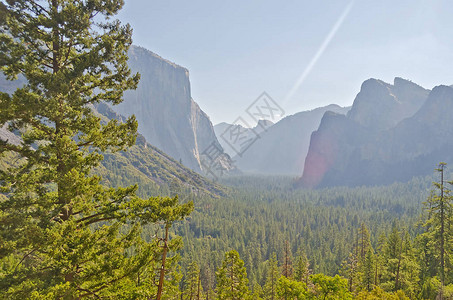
[1,1,453,299]
[131,169,453,299]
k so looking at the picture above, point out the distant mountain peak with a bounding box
[255,119,274,130]
[220,104,349,175]
[347,77,429,131]
[129,45,189,73]
[323,104,342,110]
[414,85,453,124]
[393,77,423,89]
[429,84,453,97]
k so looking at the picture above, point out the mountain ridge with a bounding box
[299,78,453,188]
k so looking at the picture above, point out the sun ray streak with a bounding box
[283,1,354,104]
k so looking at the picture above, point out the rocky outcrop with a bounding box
[220,105,349,175]
[0,124,21,146]
[113,46,225,173]
[298,78,453,188]
[347,78,429,131]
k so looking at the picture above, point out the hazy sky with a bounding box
[118,0,453,125]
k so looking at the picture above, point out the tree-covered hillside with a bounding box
[175,175,431,287]
[170,171,453,299]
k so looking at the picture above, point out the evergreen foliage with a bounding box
[215,250,249,300]
[0,4,452,298]
[0,1,193,298]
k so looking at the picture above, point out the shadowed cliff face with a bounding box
[374,85,453,162]
[298,77,446,188]
[300,114,342,188]
[299,112,370,188]
[113,46,223,172]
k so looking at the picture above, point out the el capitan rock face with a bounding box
[113,46,223,173]
[1,46,233,177]
[298,77,450,188]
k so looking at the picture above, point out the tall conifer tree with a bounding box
[422,163,452,286]
[0,1,193,298]
[263,253,279,300]
[215,250,249,300]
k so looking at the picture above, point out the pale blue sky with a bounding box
[118,0,453,125]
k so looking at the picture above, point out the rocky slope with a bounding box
[298,78,452,188]
[113,46,225,173]
[216,105,349,175]
[94,103,226,196]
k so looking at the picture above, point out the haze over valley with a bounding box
[1,1,453,299]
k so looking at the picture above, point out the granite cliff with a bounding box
[113,46,225,173]
[298,78,453,188]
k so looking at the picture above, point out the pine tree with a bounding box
[201,263,216,299]
[0,1,193,298]
[421,163,452,287]
[155,198,193,300]
[381,224,403,292]
[184,261,201,300]
[341,251,359,293]
[374,232,387,287]
[340,231,360,293]
[362,248,375,291]
[294,249,310,285]
[263,253,279,300]
[282,240,293,278]
[399,231,420,298]
[356,223,374,292]
[215,250,250,300]
[250,281,263,300]
[358,223,371,262]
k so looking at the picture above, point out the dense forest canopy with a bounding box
[1,1,453,299]
[170,172,453,299]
